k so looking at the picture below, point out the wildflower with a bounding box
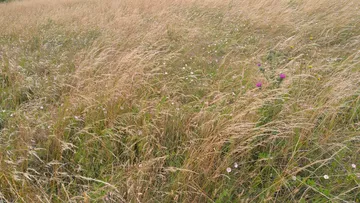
[234,163,238,168]
[256,82,262,88]
[40,106,44,110]
[257,63,261,67]
[279,73,286,80]
[323,175,329,179]
[164,72,168,75]
[226,167,232,173]
[310,36,314,40]
[291,176,297,181]
[352,164,356,169]
[190,72,194,75]
[308,65,313,69]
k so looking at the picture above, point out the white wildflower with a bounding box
[323,175,329,180]
[226,167,232,173]
[234,163,238,168]
[352,164,356,169]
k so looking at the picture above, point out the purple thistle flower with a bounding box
[257,63,261,67]
[279,73,286,80]
[256,82,262,88]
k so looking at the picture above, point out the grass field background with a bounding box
[1,0,360,202]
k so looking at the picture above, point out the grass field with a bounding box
[1,0,360,202]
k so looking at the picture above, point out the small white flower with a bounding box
[10,114,13,117]
[182,67,186,70]
[226,167,232,173]
[190,72,194,75]
[2,110,6,113]
[74,116,79,120]
[40,106,44,110]
[164,72,168,75]
[323,175,329,179]
[171,102,174,105]
[352,164,356,169]
[291,176,296,181]
[234,163,238,168]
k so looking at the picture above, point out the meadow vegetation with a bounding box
[0,0,360,202]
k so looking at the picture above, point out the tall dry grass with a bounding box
[1,0,360,202]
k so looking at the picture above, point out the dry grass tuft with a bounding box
[1,0,360,202]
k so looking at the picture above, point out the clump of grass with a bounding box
[1,0,360,202]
